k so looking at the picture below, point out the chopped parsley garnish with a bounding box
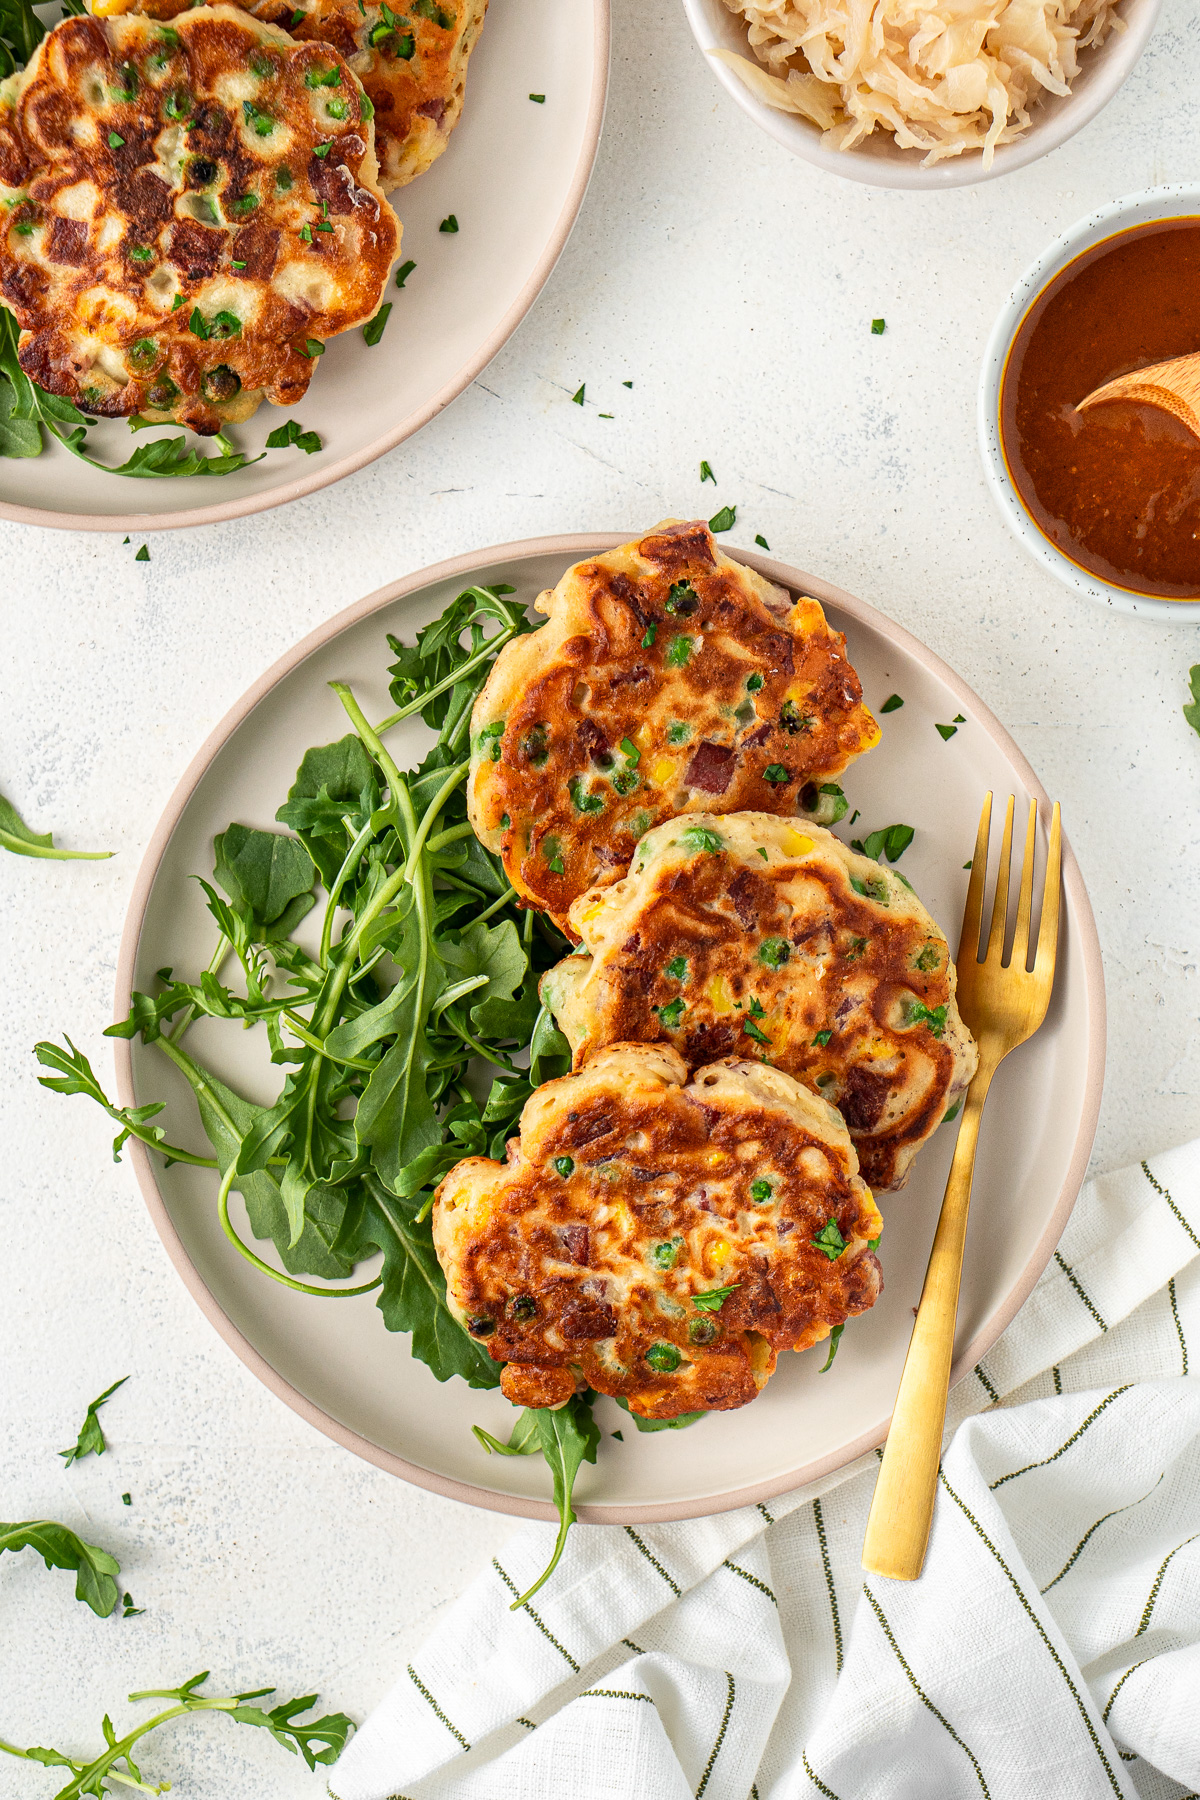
[708,505,736,533]
[571,383,585,404]
[758,937,790,969]
[620,737,640,765]
[299,224,313,242]
[871,318,886,334]
[747,996,765,1018]
[231,259,246,270]
[438,213,459,233]
[108,131,125,148]
[598,412,613,419]
[665,634,694,667]
[553,1156,574,1178]
[953,714,965,724]
[623,379,633,387]
[852,823,914,863]
[641,622,657,648]
[265,419,321,454]
[936,722,958,741]
[665,955,688,981]
[134,545,149,563]
[395,259,417,288]
[819,1323,844,1372]
[363,302,392,346]
[763,765,789,785]
[749,1178,773,1203]
[230,194,258,215]
[122,1493,132,1505]
[305,65,342,87]
[645,1342,681,1372]
[811,1218,846,1261]
[914,944,940,971]
[666,721,690,744]
[187,308,208,340]
[650,1238,681,1269]
[243,101,274,135]
[943,1100,962,1124]
[868,1236,881,1252]
[880,693,904,713]
[129,245,153,263]
[529,92,545,102]
[547,854,564,874]
[291,6,304,20]
[742,1018,771,1047]
[693,1283,738,1312]
[171,293,186,311]
[746,672,764,691]
[303,338,325,357]
[699,459,715,483]
[655,997,685,1029]
[568,776,604,816]
[812,1029,832,1046]
[906,1000,948,1037]
[756,847,768,861]
[755,533,769,549]
[679,824,722,854]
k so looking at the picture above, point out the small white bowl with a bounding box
[979,185,1200,622]
[681,0,1162,191]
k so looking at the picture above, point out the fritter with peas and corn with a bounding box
[467,519,881,933]
[86,0,488,192]
[433,1043,884,1419]
[0,6,398,434]
[541,812,977,1191]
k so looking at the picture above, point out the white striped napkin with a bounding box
[330,1145,1200,1800]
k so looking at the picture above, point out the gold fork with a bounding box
[860,793,1062,1581]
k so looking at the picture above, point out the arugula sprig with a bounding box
[59,1378,128,1465]
[0,1520,121,1617]
[0,789,111,861]
[0,0,43,78]
[473,1395,600,1608]
[0,312,261,477]
[0,1672,353,1797]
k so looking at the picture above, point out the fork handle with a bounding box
[860,1062,995,1581]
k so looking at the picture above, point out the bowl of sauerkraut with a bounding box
[682,0,1162,188]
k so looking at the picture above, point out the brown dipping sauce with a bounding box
[1000,218,1200,599]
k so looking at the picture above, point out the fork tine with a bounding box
[1010,799,1038,970]
[958,793,992,965]
[1034,802,1062,971]
[985,795,1016,962]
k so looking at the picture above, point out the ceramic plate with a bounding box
[113,534,1105,1522]
[0,1,608,534]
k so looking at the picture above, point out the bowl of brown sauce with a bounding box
[981,189,1200,619]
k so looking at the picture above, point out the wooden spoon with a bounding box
[1077,352,1200,440]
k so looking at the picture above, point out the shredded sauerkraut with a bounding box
[716,0,1125,167]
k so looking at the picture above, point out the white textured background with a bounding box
[3,0,1200,1791]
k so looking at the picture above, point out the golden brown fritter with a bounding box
[87,0,489,192]
[433,1043,884,1420]
[541,813,977,1191]
[0,7,399,433]
[467,520,881,934]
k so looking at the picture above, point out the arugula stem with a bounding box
[472,885,519,925]
[0,831,112,862]
[442,1011,516,1070]
[329,682,412,849]
[372,604,521,734]
[423,820,475,855]
[510,1512,572,1611]
[215,1162,382,1298]
[166,936,230,1046]
[404,762,469,880]
[318,816,376,966]
[281,1009,375,1072]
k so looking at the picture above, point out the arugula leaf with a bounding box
[613,1396,705,1432]
[0,789,111,861]
[1185,666,1200,738]
[0,371,40,457]
[811,1218,846,1261]
[0,1675,352,1796]
[692,1283,739,1312]
[33,1037,212,1167]
[0,1520,121,1617]
[0,0,44,79]
[473,1395,599,1609]
[906,1000,947,1037]
[819,1323,844,1372]
[59,1377,128,1465]
[213,824,317,942]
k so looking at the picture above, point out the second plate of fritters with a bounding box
[467,518,880,932]
[433,1043,884,1421]
[542,812,978,1191]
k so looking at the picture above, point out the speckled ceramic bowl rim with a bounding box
[0,3,609,537]
[112,532,1106,1524]
[680,0,1162,192]
[979,184,1200,621]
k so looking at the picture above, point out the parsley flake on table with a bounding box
[700,459,715,483]
[871,318,886,334]
[880,693,904,713]
[755,534,769,549]
[529,92,544,101]
[134,544,149,562]
[571,384,585,404]
[439,213,459,233]
[622,380,633,388]
[59,1376,128,1465]
[394,258,417,288]
[708,504,736,533]
[812,1029,832,1046]
[936,722,958,740]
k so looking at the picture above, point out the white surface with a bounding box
[2,0,1200,1790]
[979,182,1200,619]
[120,543,1100,1519]
[682,0,1163,189]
